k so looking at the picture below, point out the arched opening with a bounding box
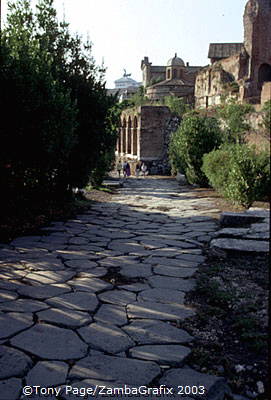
[167,69,170,79]
[133,116,138,156]
[127,116,132,154]
[122,118,126,154]
[258,63,271,89]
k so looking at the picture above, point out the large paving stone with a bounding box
[78,323,134,354]
[17,284,71,300]
[98,289,136,306]
[0,345,33,379]
[64,259,98,269]
[120,264,153,278]
[108,241,147,254]
[175,253,206,262]
[149,276,196,292]
[68,278,112,293]
[0,299,49,313]
[127,302,195,321]
[46,292,99,312]
[98,256,139,268]
[26,361,68,387]
[24,270,75,285]
[123,319,193,344]
[138,288,185,304]
[0,312,33,339]
[11,323,88,360]
[76,268,107,278]
[129,344,191,365]
[147,257,199,268]
[210,238,269,253]
[153,265,198,278]
[69,352,161,385]
[118,283,150,292]
[160,367,230,400]
[38,308,92,328]
[0,290,18,303]
[0,378,22,400]
[94,304,128,326]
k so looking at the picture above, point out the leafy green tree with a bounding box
[169,112,222,184]
[262,100,271,133]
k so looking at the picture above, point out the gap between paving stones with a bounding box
[0,176,232,400]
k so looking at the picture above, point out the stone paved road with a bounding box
[0,177,229,400]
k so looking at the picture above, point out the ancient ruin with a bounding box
[117,0,270,170]
[195,0,271,108]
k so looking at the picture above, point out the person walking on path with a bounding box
[116,161,122,178]
[122,160,127,178]
[141,162,148,178]
[135,162,141,178]
[125,162,131,178]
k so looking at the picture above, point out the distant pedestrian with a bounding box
[141,162,148,177]
[116,161,122,178]
[122,161,128,178]
[126,162,131,178]
[135,162,141,178]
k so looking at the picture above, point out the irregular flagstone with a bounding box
[175,253,206,262]
[149,276,196,292]
[0,378,22,400]
[153,265,198,278]
[78,323,134,353]
[64,259,98,269]
[94,304,128,326]
[151,246,196,258]
[54,249,99,260]
[20,258,65,271]
[138,288,186,304]
[37,307,92,328]
[0,266,28,280]
[46,292,99,312]
[11,323,88,360]
[0,299,49,313]
[118,283,150,292]
[98,290,136,306]
[159,367,230,399]
[123,319,193,344]
[0,345,33,379]
[69,352,161,385]
[10,236,41,246]
[127,301,195,321]
[129,344,191,365]
[17,283,71,300]
[98,256,139,268]
[0,290,18,303]
[0,312,33,339]
[120,264,153,278]
[147,257,199,268]
[24,270,76,285]
[26,361,68,387]
[76,268,107,278]
[108,241,147,254]
[68,277,112,293]
[69,237,89,245]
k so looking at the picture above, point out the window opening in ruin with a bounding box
[122,118,126,154]
[258,63,271,89]
[167,69,170,79]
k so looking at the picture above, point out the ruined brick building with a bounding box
[116,0,271,172]
[195,0,271,108]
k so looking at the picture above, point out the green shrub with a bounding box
[218,100,254,143]
[262,100,271,133]
[163,96,190,117]
[202,144,270,207]
[169,112,222,184]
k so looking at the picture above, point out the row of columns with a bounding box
[116,116,138,156]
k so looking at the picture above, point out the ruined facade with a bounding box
[141,54,202,104]
[195,0,271,108]
[116,106,176,174]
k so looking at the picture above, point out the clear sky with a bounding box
[2,0,248,88]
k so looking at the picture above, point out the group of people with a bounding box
[116,161,148,179]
